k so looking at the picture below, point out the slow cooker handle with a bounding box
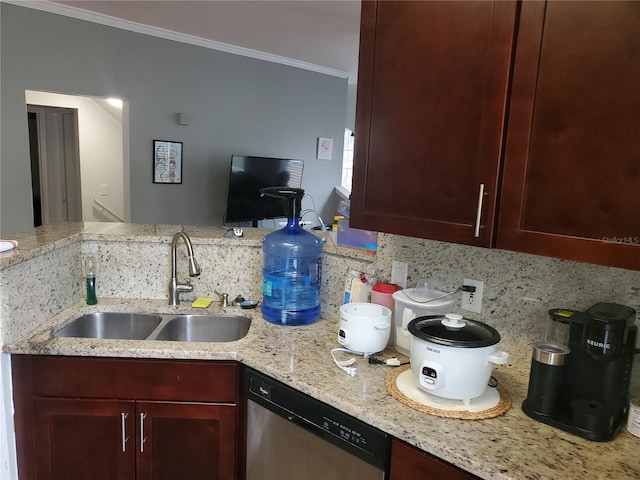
[401,308,416,337]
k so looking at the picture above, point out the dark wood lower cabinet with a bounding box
[32,398,136,480]
[136,401,236,480]
[390,439,478,480]
[12,355,240,480]
[14,356,482,480]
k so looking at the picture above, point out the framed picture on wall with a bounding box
[153,140,183,184]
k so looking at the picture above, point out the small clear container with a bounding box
[544,313,571,347]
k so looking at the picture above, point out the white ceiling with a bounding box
[46,0,362,83]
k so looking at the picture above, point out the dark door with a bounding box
[351,1,517,246]
[32,398,135,480]
[27,105,82,226]
[498,1,640,269]
[136,401,237,480]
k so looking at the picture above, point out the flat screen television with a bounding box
[225,154,304,225]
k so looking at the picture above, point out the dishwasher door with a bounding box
[244,367,389,480]
[246,399,385,480]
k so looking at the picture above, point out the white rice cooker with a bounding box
[338,303,392,355]
[392,288,455,355]
[408,313,509,405]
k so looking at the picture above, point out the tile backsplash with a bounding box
[2,226,638,395]
[373,233,640,375]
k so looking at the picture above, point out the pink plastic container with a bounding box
[371,283,401,309]
[371,283,401,348]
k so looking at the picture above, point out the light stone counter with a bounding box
[7,298,640,480]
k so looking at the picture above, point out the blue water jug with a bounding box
[260,187,322,325]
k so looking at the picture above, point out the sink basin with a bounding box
[150,315,251,342]
[55,312,252,343]
[56,312,163,340]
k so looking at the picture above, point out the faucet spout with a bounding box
[169,231,201,306]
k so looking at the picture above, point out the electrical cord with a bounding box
[299,201,379,283]
[367,355,409,366]
[395,284,475,304]
[331,348,357,376]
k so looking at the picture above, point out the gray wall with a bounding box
[0,3,347,234]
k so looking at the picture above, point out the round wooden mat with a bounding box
[385,365,512,420]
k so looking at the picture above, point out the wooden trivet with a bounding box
[385,365,511,420]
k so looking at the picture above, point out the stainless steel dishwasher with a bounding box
[244,367,390,480]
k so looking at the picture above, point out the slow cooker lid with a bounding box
[408,314,501,347]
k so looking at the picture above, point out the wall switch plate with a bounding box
[391,260,408,289]
[100,184,108,196]
[461,278,484,314]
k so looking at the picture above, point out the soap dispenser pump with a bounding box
[259,187,322,325]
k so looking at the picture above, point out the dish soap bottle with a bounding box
[260,187,322,325]
[85,252,98,305]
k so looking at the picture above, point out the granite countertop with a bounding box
[7,298,640,480]
[0,221,371,270]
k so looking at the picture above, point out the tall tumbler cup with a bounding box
[526,341,570,415]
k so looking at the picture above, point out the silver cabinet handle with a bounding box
[140,413,147,453]
[120,413,129,453]
[474,183,485,238]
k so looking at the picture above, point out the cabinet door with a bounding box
[136,401,237,480]
[390,439,477,480]
[498,1,640,269]
[32,398,135,480]
[351,1,517,246]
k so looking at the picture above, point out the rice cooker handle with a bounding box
[488,350,509,365]
[375,323,390,330]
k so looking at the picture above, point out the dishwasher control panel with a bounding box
[322,416,369,447]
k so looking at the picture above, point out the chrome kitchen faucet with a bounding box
[168,231,201,305]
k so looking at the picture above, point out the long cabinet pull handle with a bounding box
[121,413,128,453]
[474,183,485,238]
[140,413,147,453]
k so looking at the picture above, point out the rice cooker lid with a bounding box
[408,314,501,347]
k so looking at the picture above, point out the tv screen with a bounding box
[225,155,304,224]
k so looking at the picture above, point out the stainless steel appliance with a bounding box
[244,367,390,480]
[523,303,638,441]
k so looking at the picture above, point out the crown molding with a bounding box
[4,0,349,79]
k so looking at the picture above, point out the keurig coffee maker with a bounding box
[523,303,638,441]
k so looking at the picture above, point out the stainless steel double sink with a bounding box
[55,312,251,343]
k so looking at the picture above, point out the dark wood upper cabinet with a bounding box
[351,1,518,247]
[352,0,640,270]
[497,0,640,269]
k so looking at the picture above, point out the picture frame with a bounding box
[316,137,333,160]
[153,140,183,184]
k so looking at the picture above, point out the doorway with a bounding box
[25,90,127,226]
[27,105,82,226]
